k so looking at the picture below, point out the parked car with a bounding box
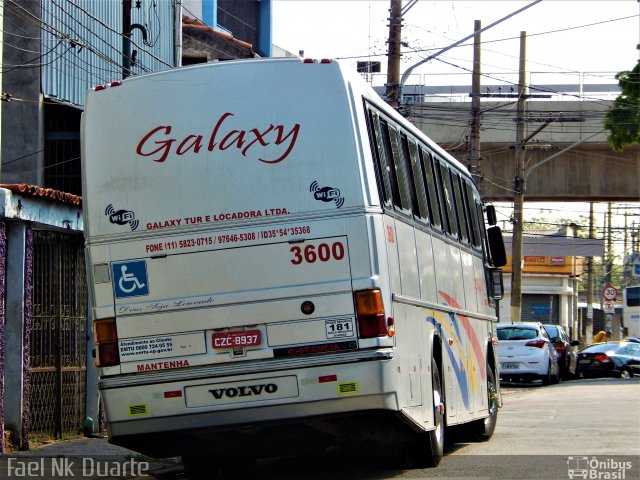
[542,324,580,379]
[576,341,640,379]
[496,322,560,385]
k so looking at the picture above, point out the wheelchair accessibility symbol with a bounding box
[112,260,149,298]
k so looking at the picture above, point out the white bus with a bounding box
[623,286,640,338]
[81,58,506,475]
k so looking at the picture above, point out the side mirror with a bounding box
[487,226,507,267]
[489,267,504,301]
[571,340,580,347]
[486,204,497,226]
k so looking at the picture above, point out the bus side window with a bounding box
[475,201,489,261]
[406,137,430,222]
[387,124,413,213]
[378,120,403,208]
[464,181,482,249]
[367,109,394,207]
[436,161,458,238]
[420,148,442,230]
[451,171,470,244]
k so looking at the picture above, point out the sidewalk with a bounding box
[7,437,138,458]
[1,438,181,479]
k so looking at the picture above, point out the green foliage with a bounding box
[605,60,640,152]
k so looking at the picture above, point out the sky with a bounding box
[272,1,640,258]
[272,0,639,88]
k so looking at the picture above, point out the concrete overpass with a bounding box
[397,92,639,202]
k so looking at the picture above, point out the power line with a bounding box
[60,0,172,69]
[2,0,172,81]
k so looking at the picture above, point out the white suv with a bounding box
[496,322,560,385]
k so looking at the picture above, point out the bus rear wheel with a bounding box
[407,358,444,467]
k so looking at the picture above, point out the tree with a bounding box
[604,60,640,152]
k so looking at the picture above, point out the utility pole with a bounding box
[385,0,403,108]
[585,202,595,345]
[624,208,629,288]
[510,31,526,324]
[605,202,613,286]
[123,0,132,79]
[469,20,482,187]
[122,1,149,78]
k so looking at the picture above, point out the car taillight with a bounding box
[555,342,567,354]
[354,289,388,338]
[94,318,120,367]
[525,339,547,348]
[593,353,611,363]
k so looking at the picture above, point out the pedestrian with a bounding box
[592,330,611,343]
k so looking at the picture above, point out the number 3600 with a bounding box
[290,242,345,265]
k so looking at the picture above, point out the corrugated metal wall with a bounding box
[41,0,176,107]
[522,294,560,324]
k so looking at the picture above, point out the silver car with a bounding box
[496,322,560,385]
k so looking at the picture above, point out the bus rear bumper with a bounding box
[108,394,403,458]
[100,350,405,457]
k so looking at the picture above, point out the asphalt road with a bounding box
[207,377,640,480]
[144,377,639,480]
[4,378,637,480]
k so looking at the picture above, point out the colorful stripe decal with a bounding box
[427,315,470,410]
[438,290,486,381]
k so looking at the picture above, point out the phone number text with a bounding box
[144,226,312,253]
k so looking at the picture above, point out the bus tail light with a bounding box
[354,289,387,338]
[94,318,120,367]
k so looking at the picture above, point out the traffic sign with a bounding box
[602,285,618,301]
[603,300,615,313]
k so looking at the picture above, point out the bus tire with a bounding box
[408,357,444,468]
[468,363,498,441]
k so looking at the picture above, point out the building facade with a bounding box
[1,0,270,451]
[500,254,584,340]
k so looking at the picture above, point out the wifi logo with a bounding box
[105,204,139,231]
[309,181,345,209]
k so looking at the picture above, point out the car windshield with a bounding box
[543,325,559,339]
[497,327,538,341]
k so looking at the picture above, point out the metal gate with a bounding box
[29,230,87,440]
[522,294,560,324]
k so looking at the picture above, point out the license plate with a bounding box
[501,362,519,370]
[212,330,261,349]
[578,359,591,364]
[325,318,355,339]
